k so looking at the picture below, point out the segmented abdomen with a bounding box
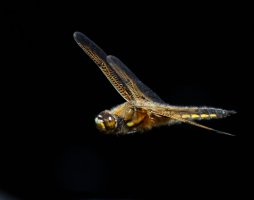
[179,107,236,120]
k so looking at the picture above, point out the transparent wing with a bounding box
[106,55,164,103]
[73,32,133,101]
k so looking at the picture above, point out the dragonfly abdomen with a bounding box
[180,107,236,120]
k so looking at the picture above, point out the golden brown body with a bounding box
[110,102,170,134]
[101,100,234,135]
[74,32,236,136]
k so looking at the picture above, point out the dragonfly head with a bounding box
[95,110,118,133]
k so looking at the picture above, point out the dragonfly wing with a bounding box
[106,55,164,103]
[73,32,133,101]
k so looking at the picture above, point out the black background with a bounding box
[2,2,252,199]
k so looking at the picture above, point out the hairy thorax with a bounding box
[109,101,170,134]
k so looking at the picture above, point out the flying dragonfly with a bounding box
[73,32,236,136]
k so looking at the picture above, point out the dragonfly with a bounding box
[73,32,236,136]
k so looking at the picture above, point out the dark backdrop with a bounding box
[2,2,252,199]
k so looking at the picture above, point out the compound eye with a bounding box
[95,115,106,131]
[106,115,116,130]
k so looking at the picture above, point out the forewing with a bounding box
[106,55,164,103]
[73,32,133,101]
